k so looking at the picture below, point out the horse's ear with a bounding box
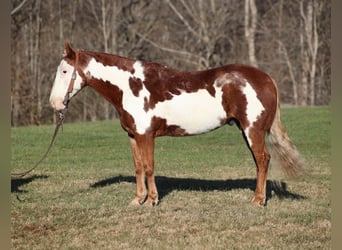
[63,41,75,59]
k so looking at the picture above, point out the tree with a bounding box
[11,0,331,126]
[300,0,322,106]
[11,0,43,125]
[257,0,330,106]
[244,0,258,67]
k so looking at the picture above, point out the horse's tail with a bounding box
[268,95,306,178]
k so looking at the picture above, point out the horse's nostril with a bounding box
[50,100,57,109]
[50,99,65,111]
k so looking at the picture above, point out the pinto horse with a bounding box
[50,42,305,206]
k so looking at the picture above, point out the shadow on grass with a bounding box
[90,175,305,203]
[11,175,49,193]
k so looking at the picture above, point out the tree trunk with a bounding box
[278,41,299,105]
[35,0,42,124]
[12,52,21,126]
[244,0,258,67]
[299,0,309,106]
[308,1,319,105]
[101,0,110,119]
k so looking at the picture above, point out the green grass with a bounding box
[11,107,331,249]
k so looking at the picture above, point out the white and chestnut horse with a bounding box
[50,42,305,206]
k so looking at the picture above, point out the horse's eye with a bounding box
[62,70,67,74]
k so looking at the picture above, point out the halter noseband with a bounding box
[63,50,80,108]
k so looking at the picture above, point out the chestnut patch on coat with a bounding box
[220,79,249,130]
[140,63,231,111]
[87,77,124,112]
[129,77,143,97]
[150,116,187,137]
[120,110,137,135]
[143,96,149,112]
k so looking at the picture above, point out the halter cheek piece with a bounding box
[63,50,79,108]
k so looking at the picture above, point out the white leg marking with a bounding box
[242,82,265,147]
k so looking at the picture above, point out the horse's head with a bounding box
[49,42,85,111]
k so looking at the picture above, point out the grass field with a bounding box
[11,107,331,249]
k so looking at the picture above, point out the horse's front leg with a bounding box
[139,134,159,206]
[129,134,159,206]
[129,136,147,205]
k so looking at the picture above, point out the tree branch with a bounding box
[165,0,201,40]
[11,0,29,16]
[138,32,197,58]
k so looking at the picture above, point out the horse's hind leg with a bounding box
[244,129,271,206]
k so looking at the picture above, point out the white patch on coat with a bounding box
[132,61,145,80]
[85,59,145,90]
[242,82,265,147]
[152,88,227,134]
[49,59,83,110]
[214,73,233,87]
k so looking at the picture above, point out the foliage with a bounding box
[11,107,331,249]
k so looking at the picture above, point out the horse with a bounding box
[49,42,305,206]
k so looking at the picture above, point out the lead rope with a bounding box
[11,110,66,179]
[12,51,79,179]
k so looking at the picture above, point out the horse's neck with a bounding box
[82,51,138,113]
[83,51,136,73]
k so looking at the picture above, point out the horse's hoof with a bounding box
[251,197,266,207]
[144,199,159,207]
[129,198,145,206]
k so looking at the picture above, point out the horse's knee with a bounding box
[145,166,154,177]
[135,168,144,176]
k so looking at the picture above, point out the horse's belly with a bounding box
[152,89,227,135]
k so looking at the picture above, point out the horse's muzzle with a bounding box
[50,98,66,111]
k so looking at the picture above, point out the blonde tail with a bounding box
[268,104,306,178]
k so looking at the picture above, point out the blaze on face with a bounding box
[49,59,82,111]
